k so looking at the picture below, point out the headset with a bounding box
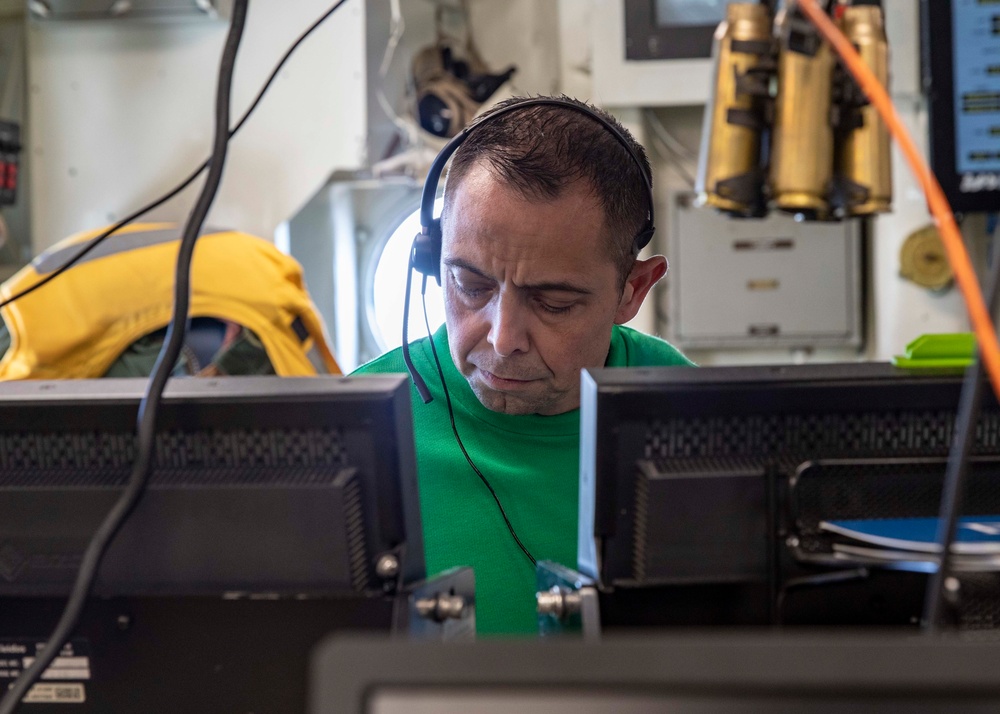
[410,97,657,282]
[399,97,659,567]
[403,97,658,403]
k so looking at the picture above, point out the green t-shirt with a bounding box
[352,324,693,635]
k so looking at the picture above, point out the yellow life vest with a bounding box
[0,222,340,379]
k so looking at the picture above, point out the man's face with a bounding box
[440,164,632,416]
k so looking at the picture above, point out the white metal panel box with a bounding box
[668,192,863,349]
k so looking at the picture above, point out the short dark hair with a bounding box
[441,95,653,289]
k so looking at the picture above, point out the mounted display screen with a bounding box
[923,0,1000,213]
[625,0,725,60]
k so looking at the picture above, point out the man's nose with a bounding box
[487,293,530,357]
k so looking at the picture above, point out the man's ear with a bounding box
[614,255,668,324]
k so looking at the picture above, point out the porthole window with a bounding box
[370,199,446,352]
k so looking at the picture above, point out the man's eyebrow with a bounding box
[443,258,491,280]
[443,257,593,295]
[522,280,593,295]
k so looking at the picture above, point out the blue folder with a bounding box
[820,516,1000,555]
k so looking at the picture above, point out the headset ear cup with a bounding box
[411,219,442,283]
[634,226,655,253]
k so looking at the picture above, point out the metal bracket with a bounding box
[535,560,601,640]
[405,567,476,641]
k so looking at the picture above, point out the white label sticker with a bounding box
[21,657,91,681]
[21,682,86,704]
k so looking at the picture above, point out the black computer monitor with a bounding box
[578,363,1000,629]
[0,375,423,713]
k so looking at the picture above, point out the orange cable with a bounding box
[797,0,1000,401]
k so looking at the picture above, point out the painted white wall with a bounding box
[26,0,366,252]
[557,0,592,102]
[467,0,559,98]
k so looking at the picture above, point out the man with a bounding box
[353,96,693,635]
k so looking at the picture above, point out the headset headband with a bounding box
[412,97,656,282]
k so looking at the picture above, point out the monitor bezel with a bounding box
[310,633,1000,713]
